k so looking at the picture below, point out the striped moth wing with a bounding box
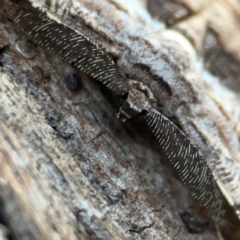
[145,109,226,223]
[7,4,129,97]
[144,108,240,238]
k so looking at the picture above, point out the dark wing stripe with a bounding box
[7,5,128,96]
[145,109,226,223]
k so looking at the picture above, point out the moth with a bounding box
[5,2,240,238]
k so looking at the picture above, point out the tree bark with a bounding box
[1,0,240,239]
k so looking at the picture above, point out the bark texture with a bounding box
[0,0,240,239]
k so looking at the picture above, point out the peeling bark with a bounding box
[1,0,240,239]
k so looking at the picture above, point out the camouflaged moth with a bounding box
[6,4,240,237]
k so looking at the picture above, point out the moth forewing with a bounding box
[144,109,226,223]
[6,4,129,97]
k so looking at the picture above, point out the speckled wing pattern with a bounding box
[7,5,128,97]
[145,109,225,223]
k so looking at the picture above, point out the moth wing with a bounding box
[144,109,225,223]
[7,5,128,97]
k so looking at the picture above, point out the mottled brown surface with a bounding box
[148,0,240,93]
[1,0,240,239]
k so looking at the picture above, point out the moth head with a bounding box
[116,80,155,122]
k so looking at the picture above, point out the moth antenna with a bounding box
[7,5,129,97]
[145,109,227,224]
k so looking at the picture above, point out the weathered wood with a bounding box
[1,0,240,239]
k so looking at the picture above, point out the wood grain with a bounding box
[1,0,240,239]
